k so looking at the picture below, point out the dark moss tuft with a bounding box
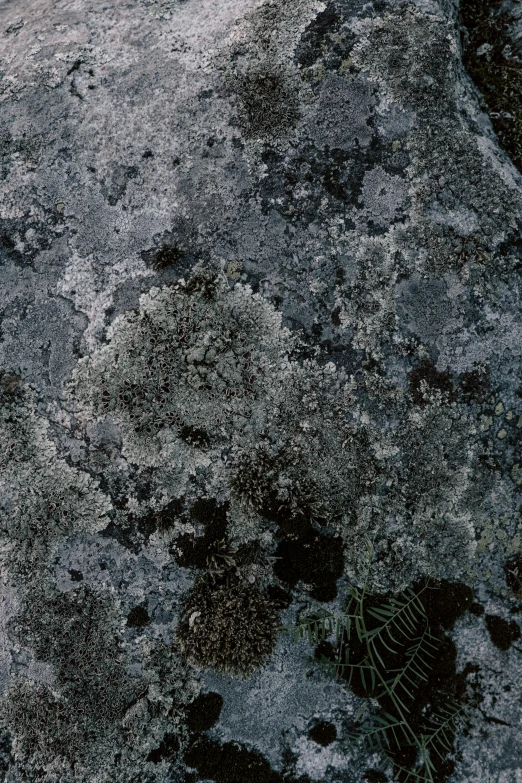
[126,605,150,628]
[485,614,521,650]
[176,575,280,677]
[154,497,184,532]
[308,720,337,746]
[185,692,223,734]
[174,500,228,570]
[265,584,293,610]
[469,602,485,616]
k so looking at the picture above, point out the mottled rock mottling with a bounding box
[1,0,522,781]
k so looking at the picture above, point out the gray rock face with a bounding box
[1,0,522,781]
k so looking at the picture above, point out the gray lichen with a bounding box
[0,377,110,583]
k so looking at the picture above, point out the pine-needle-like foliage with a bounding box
[283,543,473,782]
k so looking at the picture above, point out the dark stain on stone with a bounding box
[485,614,521,650]
[185,692,223,734]
[308,720,337,746]
[146,732,180,763]
[126,605,150,628]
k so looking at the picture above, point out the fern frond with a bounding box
[355,711,414,751]
[422,700,469,760]
[282,610,358,645]
[384,624,440,708]
[363,585,428,650]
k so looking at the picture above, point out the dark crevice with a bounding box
[460,0,522,171]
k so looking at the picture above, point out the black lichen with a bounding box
[185,692,223,734]
[176,575,280,677]
[146,733,180,764]
[127,605,150,628]
[274,527,344,602]
[184,736,281,783]
[408,360,455,407]
[459,366,490,404]
[485,614,521,651]
[308,720,337,746]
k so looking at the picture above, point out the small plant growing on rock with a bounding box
[284,543,475,783]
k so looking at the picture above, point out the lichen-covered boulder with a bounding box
[1,0,522,781]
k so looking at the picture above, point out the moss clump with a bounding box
[176,576,280,677]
